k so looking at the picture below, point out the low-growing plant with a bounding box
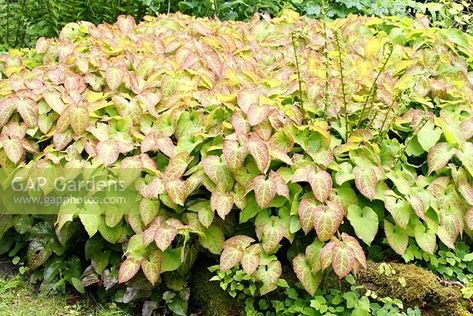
[0,9,473,315]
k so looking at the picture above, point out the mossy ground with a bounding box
[0,274,130,316]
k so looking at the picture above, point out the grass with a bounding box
[0,274,131,316]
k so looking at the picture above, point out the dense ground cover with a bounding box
[0,0,472,50]
[0,8,473,315]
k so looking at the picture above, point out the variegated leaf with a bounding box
[69,107,89,135]
[164,152,190,180]
[210,190,234,219]
[118,257,141,283]
[220,247,243,271]
[0,98,15,128]
[165,179,187,206]
[140,198,159,226]
[248,133,270,173]
[105,67,125,91]
[353,166,377,201]
[253,175,276,209]
[313,205,341,242]
[154,224,177,251]
[15,98,38,128]
[141,250,162,286]
[2,138,24,164]
[427,143,454,174]
[465,208,473,231]
[341,233,366,269]
[309,170,332,202]
[320,241,337,271]
[269,170,289,198]
[458,181,473,205]
[97,141,120,167]
[332,244,355,279]
[261,222,284,254]
[298,198,317,234]
[223,139,248,170]
[222,235,255,250]
[384,220,408,255]
[202,155,234,191]
[293,254,320,295]
[241,244,260,275]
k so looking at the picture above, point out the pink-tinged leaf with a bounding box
[253,175,276,209]
[69,107,89,135]
[248,134,270,173]
[255,120,273,141]
[53,130,73,151]
[156,137,175,157]
[269,171,289,198]
[144,177,165,199]
[116,15,136,33]
[458,181,473,206]
[408,195,426,220]
[44,91,65,114]
[298,198,318,234]
[56,108,70,133]
[105,67,125,91]
[248,104,269,127]
[313,205,341,242]
[141,250,162,286]
[320,241,337,271]
[439,212,461,247]
[0,98,15,128]
[211,191,234,219]
[255,260,282,295]
[164,152,190,180]
[261,222,284,254]
[237,89,258,113]
[205,51,223,77]
[460,117,473,140]
[223,139,248,170]
[140,198,159,226]
[15,98,38,128]
[293,254,320,295]
[427,143,454,174]
[291,165,314,183]
[309,170,332,203]
[384,220,408,255]
[465,208,473,231]
[220,247,243,271]
[341,233,366,269]
[231,111,250,135]
[142,217,164,246]
[241,244,260,275]
[97,141,120,167]
[118,257,141,283]
[165,179,187,206]
[332,244,355,279]
[154,224,177,251]
[127,213,143,234]
[353,166,377,201]
[202,155,234,191]
[223,235,255,250]
[185,171,204,195]
[2,138,24,164]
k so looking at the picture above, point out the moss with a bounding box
[189,256,242,316]
[356,262,472,316]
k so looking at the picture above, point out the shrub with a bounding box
[0,9,473,313]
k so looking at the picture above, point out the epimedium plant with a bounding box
[0,9,473,314]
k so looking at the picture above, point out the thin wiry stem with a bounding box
[393,117,428,165]
[322,22,330,119]
[292,33,305,112]
[355,42,394,130]
[335,32,348,141]
[377,94,399,139]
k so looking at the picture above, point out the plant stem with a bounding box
[355,42,394,130]
[291,33,304,112]
[335,32,348,141]
[322,21,330,119]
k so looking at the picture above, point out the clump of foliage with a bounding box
[0,9,473,314]
[1,0,473,50]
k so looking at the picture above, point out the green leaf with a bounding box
[347,204,378,245]
[200,223,224,255]
[427,143,454,174]
[293,254,321,295]
[417,121,442,151]
[384,220,408,255]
